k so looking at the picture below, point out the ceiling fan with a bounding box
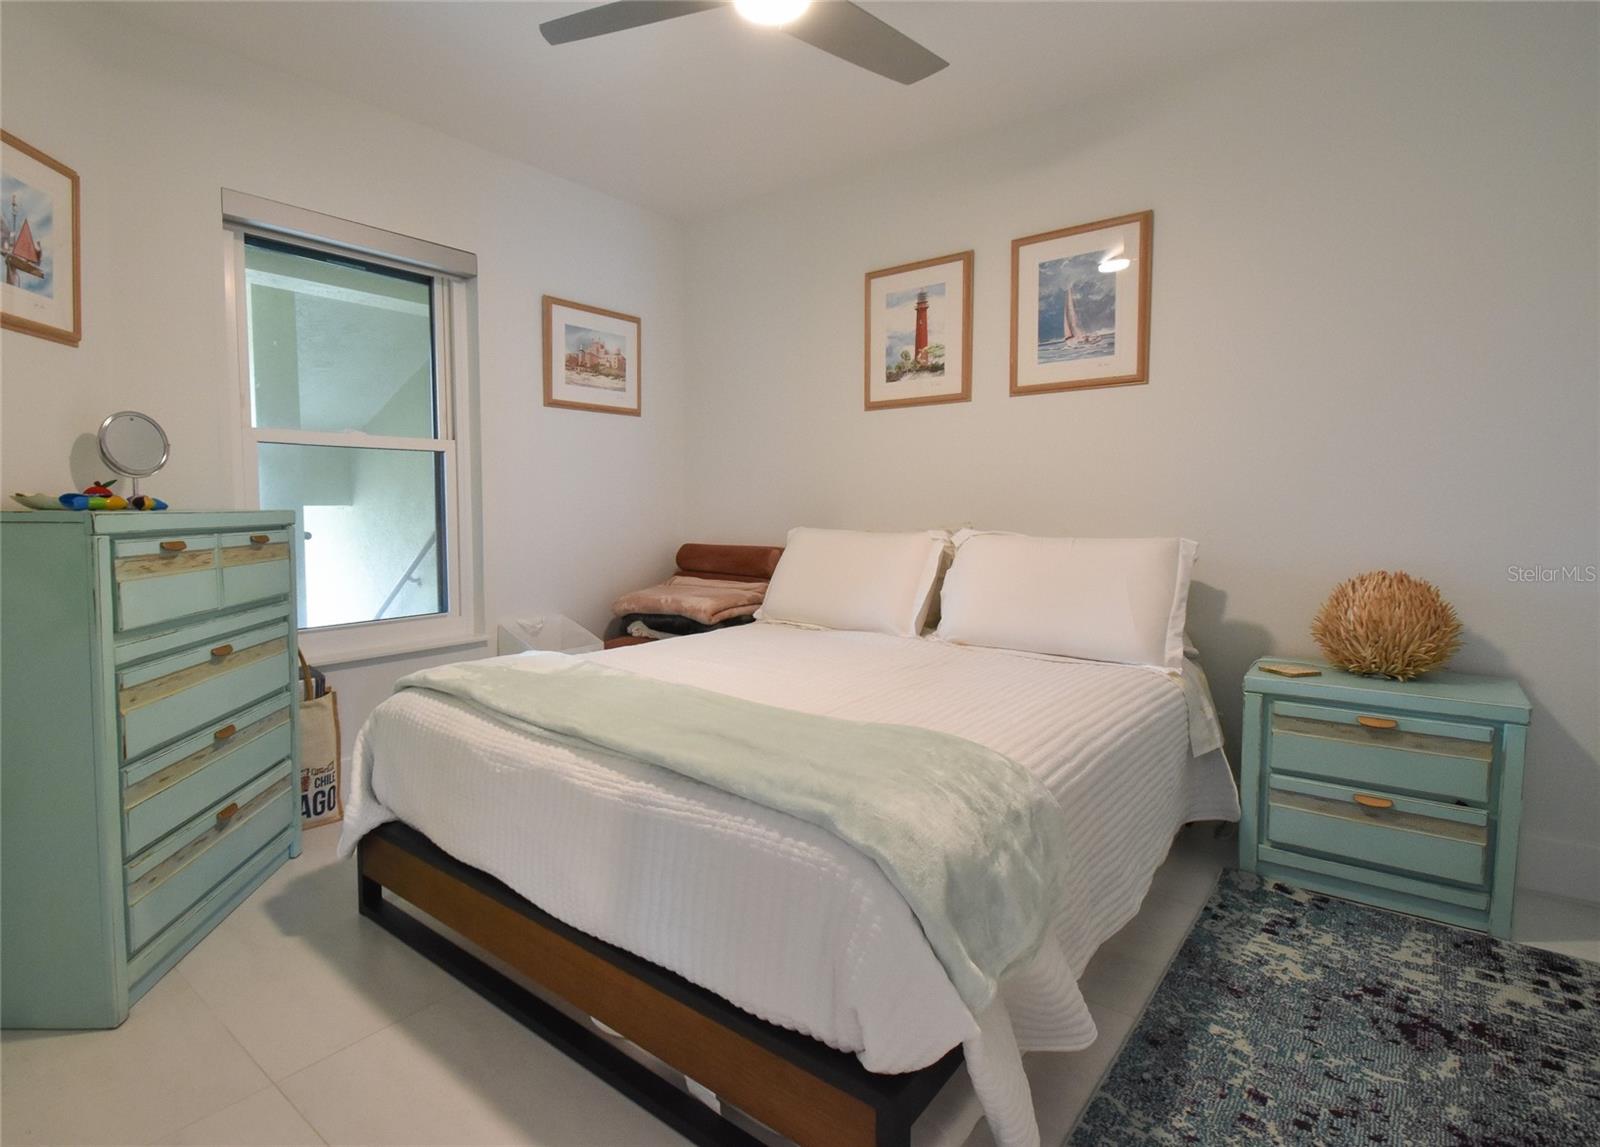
[539,1,949,85]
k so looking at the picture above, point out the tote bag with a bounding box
[297,651,343,827]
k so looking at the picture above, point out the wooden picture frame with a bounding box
[863,250,973,411]
[1010,210,1152,396]
[1,131,81,347]
[543,295,642,416]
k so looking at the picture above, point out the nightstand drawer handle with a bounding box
[213,723,237,742]
[1352,793,1394,810]
[1357,715,1399,730]
[249,533,271,545]
[215,801,240,827]
[210,643,234,659]
[158,539,187,553]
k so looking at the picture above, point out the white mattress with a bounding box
[340,623,1239,1147]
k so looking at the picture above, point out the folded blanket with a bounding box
[612,575,767,627]
[396,653,1069,1014]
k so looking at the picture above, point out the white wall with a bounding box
[0,3,688,733]
[684,6,1600,901]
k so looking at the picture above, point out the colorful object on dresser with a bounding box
[59,488,129,511]
[20,480,168,512]
[0,510,301,1028]
[1312,569,1463,680]
[1070,871,1600,1146]
[1240,657,1528,938]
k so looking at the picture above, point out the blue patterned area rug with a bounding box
[1068,871,1600,1145]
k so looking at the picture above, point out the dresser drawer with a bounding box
[219,530,293,610]
[118,620,292,760]
[1269,700,1493,804]
[125,762,294,953]
[126,824,294,993]
[1267,774,1488,887]
[122,693,293,856]
[112,535,222,632]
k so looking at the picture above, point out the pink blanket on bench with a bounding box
[612,575,768,626]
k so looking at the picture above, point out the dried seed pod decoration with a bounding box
[1311,570,1463,680]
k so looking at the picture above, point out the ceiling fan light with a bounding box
[733,0,811,28]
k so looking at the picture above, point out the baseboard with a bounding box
[1517,831,1600,905]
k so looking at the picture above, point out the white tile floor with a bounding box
[4,823,1596,1147]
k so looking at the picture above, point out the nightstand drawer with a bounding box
[1267,775,1487,887]
[1270,700,1492,804]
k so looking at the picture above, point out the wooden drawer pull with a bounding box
[158,540,187,553]
[1357,715,1399,730]
[1352,793,1394,810]
[213,723,238,742]
[210,643,235,659]
[249,534,271,545]
[215,801,240,827]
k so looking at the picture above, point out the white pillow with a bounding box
[757,527,948,637]
[935,532,1198,669]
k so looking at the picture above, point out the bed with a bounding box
[340,621,1239,1147]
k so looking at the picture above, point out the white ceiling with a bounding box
[129,1,1337,220]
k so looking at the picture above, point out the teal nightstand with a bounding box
[1240,658,1529,938]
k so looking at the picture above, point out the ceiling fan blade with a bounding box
[785,1,947,85]
[540,1,725,46]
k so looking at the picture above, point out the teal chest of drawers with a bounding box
[1,510,302,1028]
[1240,658,1530,938]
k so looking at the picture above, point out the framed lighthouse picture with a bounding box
[542,295,641,416]
[864,250,972,411]
[1011,210,1151,396]
[1,131,80,347]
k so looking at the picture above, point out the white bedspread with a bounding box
[340,624,1239,1147]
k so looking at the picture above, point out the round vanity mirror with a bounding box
[97,411,169,495]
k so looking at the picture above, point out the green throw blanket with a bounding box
[396,654,1068,1012]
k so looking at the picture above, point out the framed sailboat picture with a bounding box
[1010,211,1151,395]
[864,250,973,411]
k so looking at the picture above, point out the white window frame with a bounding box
[221,193,482,666]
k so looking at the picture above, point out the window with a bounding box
[223,193,478,663]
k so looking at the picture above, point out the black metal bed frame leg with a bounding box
[358,871,383,916]
[876,1112,912,1147]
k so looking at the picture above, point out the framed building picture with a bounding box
[1011,210,1151,396]
[864,250,973,411]
[542,295,641,416]
[1,131,81,347]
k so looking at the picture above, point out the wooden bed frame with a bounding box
[358,821,964,1147]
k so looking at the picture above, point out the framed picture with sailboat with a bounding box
[1010,211,1151,396]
